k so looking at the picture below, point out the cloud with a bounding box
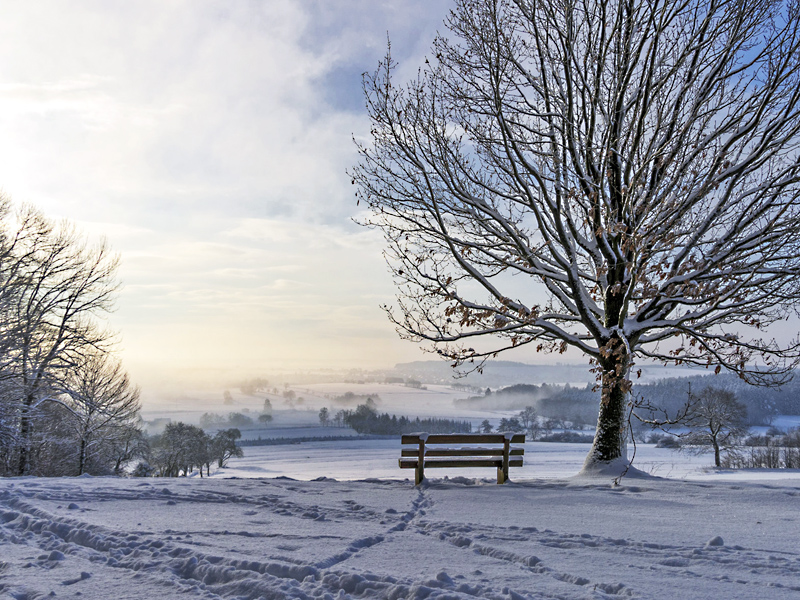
[0,0,453,380]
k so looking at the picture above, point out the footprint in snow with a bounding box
[62,572,91,586]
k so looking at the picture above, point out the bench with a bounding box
[399,433,525,485]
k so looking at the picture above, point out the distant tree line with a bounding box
[631,375,796,427]
[330,392,382,407]
[479,406,549,437]
[457,384,599,427]
[238,377,270,396]
[651,419,800,470]
[478,406,594,443]
[239,434,391,447]
[457,373,799,430]
[324,403,471,435]
[0,200,143,477]
[639,386,800,470]
[199,411,272,429]
[725,429,800,469]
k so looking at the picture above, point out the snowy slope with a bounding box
[2,472,800,599]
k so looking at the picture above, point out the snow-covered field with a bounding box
[6,382,800,598]
[221,440,761,481]
[3,440,800,599]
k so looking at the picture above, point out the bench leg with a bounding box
[415,440,425,485]
[498,438,510,484]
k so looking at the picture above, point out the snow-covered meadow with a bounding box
[220,439,743,482]
[2,440,800,600]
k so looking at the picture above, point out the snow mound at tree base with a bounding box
[576,456,654,480]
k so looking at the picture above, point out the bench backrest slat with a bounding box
[401,433,525,445]
[401,448,524,457]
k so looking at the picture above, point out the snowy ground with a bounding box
[17,380,793,598]
[217,439,800,482]
[3,441,800,599]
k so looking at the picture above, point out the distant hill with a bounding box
[390,360,593,387]
[451,373,800,427]
[389,360,703,388]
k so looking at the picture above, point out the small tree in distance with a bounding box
[353,0,800,473]
[683,387,748,467]
[480,419,493,433]
[239,378,269,396]
[498,417,524,433]
[211,428,243,469]
[517,406,539,439]
[150,423,208,477]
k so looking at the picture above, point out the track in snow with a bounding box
[2,476,800,599]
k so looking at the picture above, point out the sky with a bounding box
[3,1,793,394]
[0,0,467,385]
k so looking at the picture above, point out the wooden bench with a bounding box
[399,433,525,485]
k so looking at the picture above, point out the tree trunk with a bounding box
[17,416,30,476]
[16,394,35,476]
[78,438,87,476]
[713,439,721,467]
[582,337,631,472]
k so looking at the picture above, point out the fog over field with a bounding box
[137,360,706,418]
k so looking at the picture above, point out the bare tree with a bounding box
[107,420,149,476]
[151,422,210,477]
[498,416,524,432]
[61,350,142,476]
[23,401,76,476]
[0,203,120,475]
[683,386,748,466]
[517,406,538,434]
[353,0,800,472]
[210,428,243,468]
